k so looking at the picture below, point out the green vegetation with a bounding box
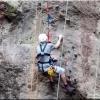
[0,1,21,22]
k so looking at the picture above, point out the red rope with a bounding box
[46,1,51,42]
[47,30,51,42]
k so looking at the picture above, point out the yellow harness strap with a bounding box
[47,66,54,77]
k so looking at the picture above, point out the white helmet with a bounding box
[38,33,48,42]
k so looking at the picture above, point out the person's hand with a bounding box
[55,34,63,48]
[58,34,63,41]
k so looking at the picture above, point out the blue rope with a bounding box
[47,14,52,26]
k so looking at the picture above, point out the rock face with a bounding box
[0,1,22,22]
[0,53,23,99]
[0,0,100,99]
[72,1,100,18]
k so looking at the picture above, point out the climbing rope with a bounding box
[56,1,69,99]
[27,2,39,99]
[35,1,44,98]
[46,1,52,42]
[28,1,43,99]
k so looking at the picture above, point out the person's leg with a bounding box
[54,66,75,92]
[54,66,67,85]
[60,72,68,85]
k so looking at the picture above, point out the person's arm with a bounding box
[54,35,63,49]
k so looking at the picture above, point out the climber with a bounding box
[36,33,75,93]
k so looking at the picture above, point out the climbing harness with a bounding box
[36,42,56,74]
[36,42,50,72]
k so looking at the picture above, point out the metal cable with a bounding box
[56,1,68,99]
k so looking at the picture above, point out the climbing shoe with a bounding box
[64,84,75,93]
[49,81,55,91]
[50,81,55,85]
